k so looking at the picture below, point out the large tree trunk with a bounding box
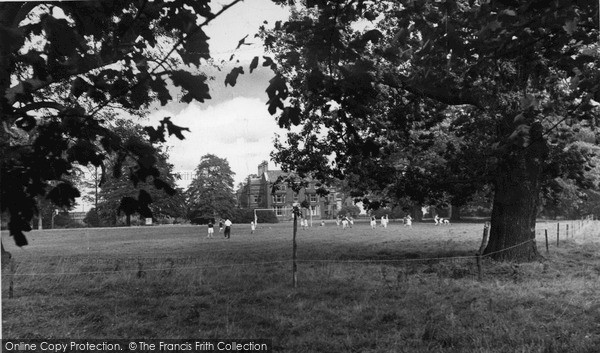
[450,205,461,221]
[412,204,423,221]
[484,122,548,261]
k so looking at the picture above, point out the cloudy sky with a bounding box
[146,0,292,188]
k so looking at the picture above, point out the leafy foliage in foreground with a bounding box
[0,1,245,245]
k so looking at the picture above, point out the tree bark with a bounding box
[450,205,461,221]
[411,204,423,221]
[484,123,548,261]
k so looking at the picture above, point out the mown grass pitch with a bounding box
[2,220,600,352]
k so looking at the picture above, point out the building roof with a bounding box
[265,170,287,183]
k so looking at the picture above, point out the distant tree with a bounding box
[580,189,600,219]
[96,120,185,226]
[187,154,236,221]
[83,208,100,228]
[1,0,249,246]
[338,205,360,218]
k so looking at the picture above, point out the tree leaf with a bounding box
[249,56,259,73]
[266,74,288,115]
[42,15,82,57]
[225,66,245,87]
[179,28,210,66]
[278,106,302,128]
[262,56,276,69]
[118,196,139,215]
[46,182,81,208]
[154,178,177,196]
[144,126,166,143]
[67,140,102,166]
[171,71,211,103]
[138,189,153,205]
[161,117,190,140]
[150,78,172,106]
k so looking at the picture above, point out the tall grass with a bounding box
[2,221,600,352]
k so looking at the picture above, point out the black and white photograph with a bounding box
[1,0,600,351]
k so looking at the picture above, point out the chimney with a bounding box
[257,161,268,175]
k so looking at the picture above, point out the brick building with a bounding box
[236,161,350,220]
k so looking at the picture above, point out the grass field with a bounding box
[2,220,600,352]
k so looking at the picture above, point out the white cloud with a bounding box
[148,97,283,188]
[147,0,292,189]
[205,0,290,62]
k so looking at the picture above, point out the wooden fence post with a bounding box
[477,223,490,282]
[8,259,15,299]
[292,204,299,288]
[556,223,560,247]
[545,229,549,254]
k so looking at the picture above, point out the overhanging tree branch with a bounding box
[381,72,485,109]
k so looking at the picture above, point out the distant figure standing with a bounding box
[224,218,232,238]
[336,216,341,227]
[349,217,354,228]
[207,220,214,238]
[250,221,256,234]
[370,216,377,229]
[434,215,440,226]
[342,216,349,229]
[383,215,389,228]
[320,220,325,226]
[219,219,224,233]
[404,215,412,228]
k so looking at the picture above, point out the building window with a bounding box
[273,194,285,203]
[252,195,258,203]
[309,205,320,216]
[274,206,284,216]
[309,194,318,203]
[293,193,299,202]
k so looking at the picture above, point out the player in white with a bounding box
[404,214,412,228]
[370,216,377,229]
[207,220,214,238]
[342,216,349,229]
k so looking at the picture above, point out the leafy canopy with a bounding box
[253,0,600,211]
[1,0,246,245]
